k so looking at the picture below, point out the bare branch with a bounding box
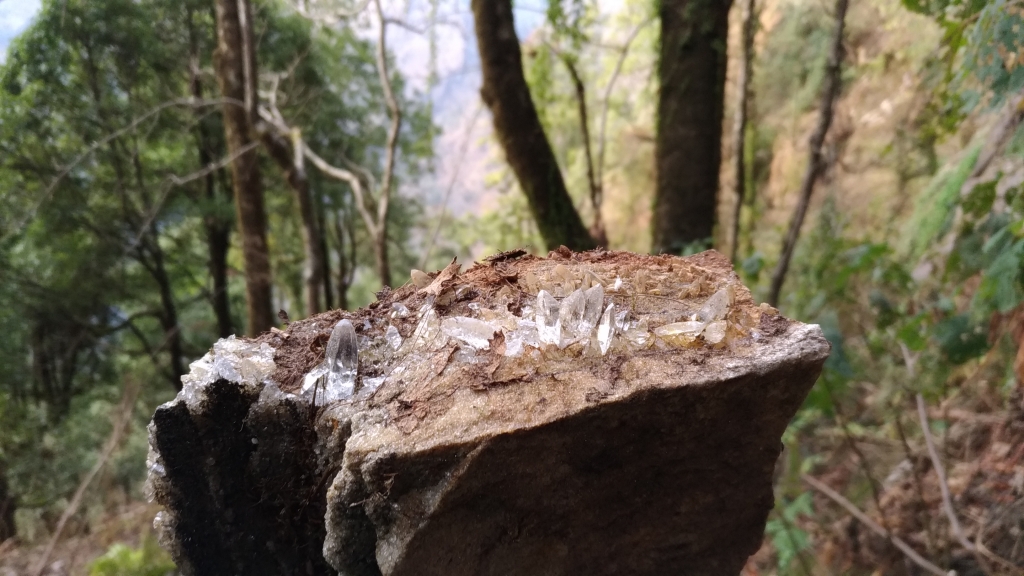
[595,16,654,186]
[375,0,401,229]
[802,474,950,576]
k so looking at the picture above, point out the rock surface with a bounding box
[146,249,830,576]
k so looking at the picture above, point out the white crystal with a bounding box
[441,316,498,350]
[391,302,411,318]
[624,318,652,348]
[612,277,623,291]
[703,320,728,344]
[614,309,630,332]
[385,325,403,350]
[696,286,735,323]
[597,303,615,355]
[258,381,288,404]
[301,320,358,406]
[412,308,444,348]
[536,290,561,346]
[558,288,587,347]
[581,284,605,335]
[504,320,540,357]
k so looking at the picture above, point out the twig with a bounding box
[801,474,951,576]
[31,381,140,576]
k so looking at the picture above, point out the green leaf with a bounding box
[932,313,989,364]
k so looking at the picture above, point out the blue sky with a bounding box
[0,0,41,62]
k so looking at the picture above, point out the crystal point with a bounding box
[536,290,561,346]
[703,320,728,345]
[558,288,587,346]
[385,325,403,350]
[597,303,615,355]
[697,285,735,323]
[581,284,605,335]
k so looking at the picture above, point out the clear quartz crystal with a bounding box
[504,319,540,357]
[624,318,652,348]
[702,320,728,345]
[412,308,443,349]
[696,285,735,323]
[558,288,587,347]
[654,321,705,347]
[391,303,410,318]
[441,316,498,350]
[303,319,358,405]
[385,325,403,350]
[596,303,615,355]
[581,284,604,335]
[536,290,561,346]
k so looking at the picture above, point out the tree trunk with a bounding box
[261,129,325,317]
[213,0,274,336]
[730,0,756,263]
[188,6,234,338]
[766,0,848,307]
[0,462,15,542]
[652,0,734,255]
[471,0,596,252]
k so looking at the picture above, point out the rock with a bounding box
[146,249,830,576]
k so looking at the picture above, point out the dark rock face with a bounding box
[146,250,830,576]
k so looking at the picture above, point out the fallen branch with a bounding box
[801,473,950,576]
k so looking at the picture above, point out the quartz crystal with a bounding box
[441,316,498,350]
[623,318,652,348]
[596,303,615,355]
[504,320,540,357]
[178,335,278,410]
[302,319,357,405]
[385,325,403,350]
[410,269,431,288]
[696,285,735,324]
[558,288,587,347]
[412,309,443,349]
[654,321,705,347]
[581,284,605,335]
[702,320,728,345]
[536,290,561,346]
[391,303,411,318]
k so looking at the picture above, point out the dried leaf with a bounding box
[419,258,461,297]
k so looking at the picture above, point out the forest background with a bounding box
[1,0,1023,573]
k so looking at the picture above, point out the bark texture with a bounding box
[652,0,734,255]
[148,249,830,576]
[471,0,595,252]
[213,0,274,336]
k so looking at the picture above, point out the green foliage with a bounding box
[753,2,834,115]
[88,533,177,576]
[764,494,814,573]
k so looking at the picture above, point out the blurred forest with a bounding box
[0,0,1023,573]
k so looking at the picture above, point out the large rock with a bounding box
[146,249,830,576]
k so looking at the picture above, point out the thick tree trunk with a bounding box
[471,0,595,252]
[261,130,325,316]
[766,0,848,307]
[652,0,734,255]
[730,0,756,263]
[213,0,274,336]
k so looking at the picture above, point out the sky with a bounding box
[0,0,41,62]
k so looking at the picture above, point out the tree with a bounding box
[471,0,597,252]
[213,0,275,335]
[767,0,848,307]
[652,0,734,255]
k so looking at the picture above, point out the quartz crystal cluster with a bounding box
[177,335,276,410]
[173,259,770,410]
